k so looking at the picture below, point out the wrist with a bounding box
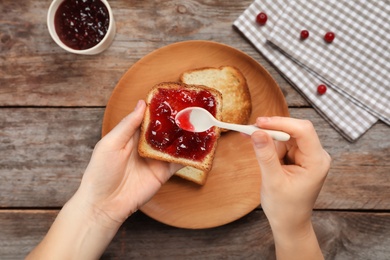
[27,189,122,259]
[270,218,313,243]
[269,220,323,260]
[264,206,313,238]
[53,191,122,259]
[70,188,123,233]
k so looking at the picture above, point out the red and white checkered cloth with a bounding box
[234,0,390,142]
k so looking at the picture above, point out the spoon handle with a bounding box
[215,121,290,141]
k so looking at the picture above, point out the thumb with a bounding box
[104,100,146,148]
[251,131,282,180]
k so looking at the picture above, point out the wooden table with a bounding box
[1,1,389,259]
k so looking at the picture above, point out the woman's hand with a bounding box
[251,117,330,260]
[77,99,181,225]
[27,100,181,260]
[80,101,181,223]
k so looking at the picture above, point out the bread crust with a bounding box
[180,66,252,126]
[175,166,208,185]
[138,82,223,172]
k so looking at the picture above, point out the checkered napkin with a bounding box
[234,0,390,142]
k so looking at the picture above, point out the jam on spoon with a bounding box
[175,107,291,141]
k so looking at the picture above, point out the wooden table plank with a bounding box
[1,1,389,259]
[0,107,102,207]
[289,109,390,210]
[0,0,306,107]
[1,107,389,209]
[1,209,389,260]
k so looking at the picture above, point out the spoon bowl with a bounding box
[175,107,290,141]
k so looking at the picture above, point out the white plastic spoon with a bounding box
[175,107,290,141]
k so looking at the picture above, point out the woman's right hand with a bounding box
[251,117,330,260]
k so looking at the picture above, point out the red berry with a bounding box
[324,32,335,43]
[300,30,309,40]
[317,84,327,95]
[256,12,268,25]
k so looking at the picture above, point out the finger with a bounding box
[169,163,185,175]
[256,117,323,156]
[251,130,283,183]
[104,100,146,149]
[275,140,288,164]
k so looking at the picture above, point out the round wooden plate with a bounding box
[102,40,289,229]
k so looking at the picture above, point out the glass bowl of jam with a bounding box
[47,0,116,55]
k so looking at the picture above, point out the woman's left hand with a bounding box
[77,100,181,225]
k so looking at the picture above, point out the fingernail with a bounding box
[134,100,143,111]
[257,117,270,124]
[252,132,268,149]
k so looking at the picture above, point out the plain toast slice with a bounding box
[180,66,252,126]
[175,166,208,185]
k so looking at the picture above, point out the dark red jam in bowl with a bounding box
[54,0,110,50]
[146,88,218,161]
